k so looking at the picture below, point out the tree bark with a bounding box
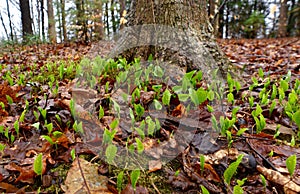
[47,0,57,43]
[19,0,33,40]
[111,0,231,81]
[278,0,288,37]
[6,0,14,41]
[93,0,104,40]
[61,0,67,41]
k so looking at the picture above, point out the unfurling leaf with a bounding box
[33,153,43,176]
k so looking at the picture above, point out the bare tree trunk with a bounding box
[6,0,14,41]
[111,0,231,80]
[47,0,56,43]
[92,0,103,40]
[111,0,116,33]
[19,0,33,41]
[61,0,67,41]
[40,0,45,40]
[56,0,62,41]
[105,2,110,36]
[0,10,9,40]
[278,0,288,37]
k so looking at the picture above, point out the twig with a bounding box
[76,152,92,194]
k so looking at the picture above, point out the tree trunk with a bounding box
[61,0,67,41]
[40,0,45,40]
[47,0,57,43]
[278,0,288,37]
[111,0,231,81]
[93,0,103,40]
[19,0,33,40]
[0,10,9,40]
[5,0,14,41]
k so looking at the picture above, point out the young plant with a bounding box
[14,120,19,138]
[233,178,247,194]
[130,169,140,191]
[70,148,76,161]
[286,155,297,178]
[189,87,207,106]
[134,103,145,120]
[117,171,124,193]
[162,89,171,106]
[33,153,43,179]
[200,185,210,194]
[224,154,244,186]
[135,138,144,154]
[200,154,205,176]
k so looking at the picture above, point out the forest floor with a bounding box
[0,37,300,194]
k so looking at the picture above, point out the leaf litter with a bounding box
[0,38,299,193]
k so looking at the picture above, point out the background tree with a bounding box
[278,0,288,37]
[19,0,33,41]
[47,0,56,43]
[61,0,67,41]
[6,0,14,41]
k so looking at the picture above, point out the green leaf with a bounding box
[41,135,54,145]
[134,103,145,118]
[259,114,266,132]
[178,94,189,102]
[200,185,210,194]
[269,100,276,115]
[98,105,104,119]
[249,96,254,108]
[233,185,243,194]
[19,110,26,123]
[110,119,119,130]
[53,131,63,138]
[271,84,277,100]
[135,138,144,154]
[130,169,140,190]
[224,154,244,185]
[235,81,241,92]
[135,127,145,140]
[6,95,13,104]
[258,68,264,78]
[197,88,207,104]
[207,105,214,113]
[237,128,248,136]
[117,171,124,192]
[162,89,171,106]
[146,118,155,136]
[260,174,267,187]
[106,144,117,164]
[153,66,164,78]
[200,154,205,175]
[292,110,300,128]
[227,92,234,104]
[33,153,43,176]
[14,120,19,136]
[280,79,289,92]
[153,99,162,110]
[286,155,297,177]
[184,70,196,80]
[207,90,215,101]
[70,148,76,161]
